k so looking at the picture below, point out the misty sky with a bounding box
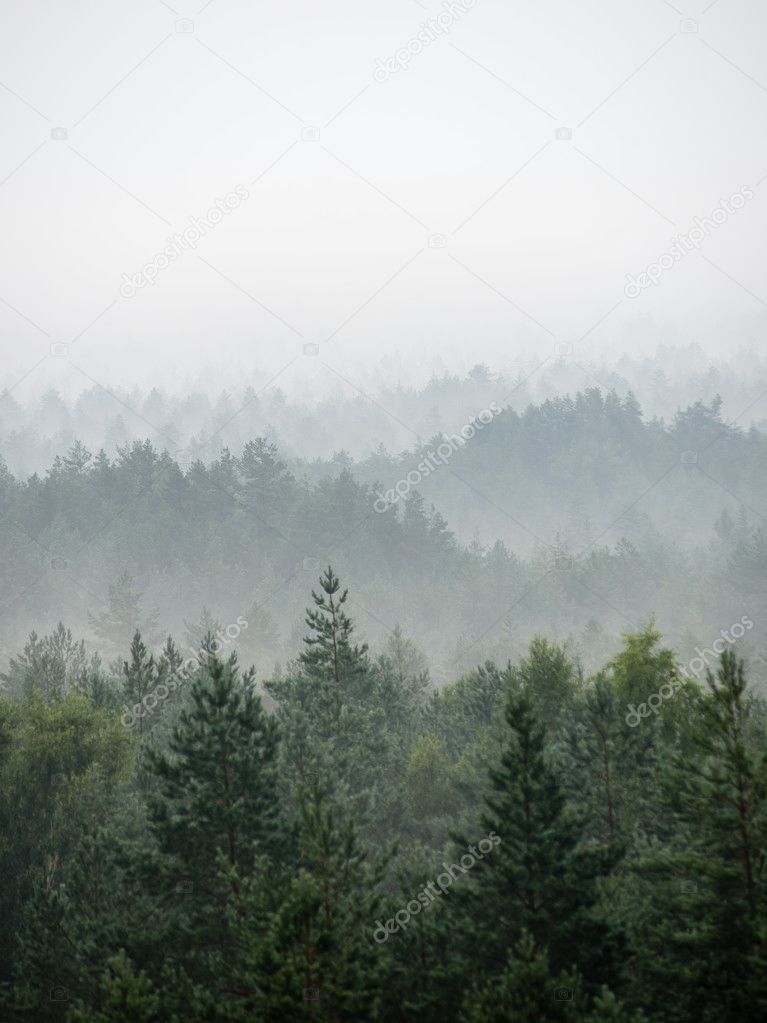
[1,0,766,401]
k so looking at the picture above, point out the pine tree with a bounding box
[455,690,621,991]
[136,651,284,1003]
[62,440,93,475]
[182,606,223,657]
[146,650,281,885]
[633,651,767,1022]
[88,572,161,652]
[461,931,586,1023]
[299,565,369,712]
[156,634,183,687]
[225,778,388,1022]
[120,631,156,737]
[1,623,91,701]
[66,951,160,1023]
[506,636,579,731]
[562,675,656,845]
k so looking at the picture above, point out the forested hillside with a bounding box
[1,568,765,1021]
[4,0,766,1015]
[2,388,767,683]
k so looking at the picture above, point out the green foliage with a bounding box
[2,567,766,1022]
[146,650,281,880]
[630,651,767,1022]
[455,689,621,988]
[0,623,100,701]
[224,780,389,1022]
[66,952,162,1023]
[0,694,133,1000]
[507,636,580,730]
[461,931,586,1022]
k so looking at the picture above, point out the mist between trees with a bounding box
[2,384,767,687]
[2,367,767,1021]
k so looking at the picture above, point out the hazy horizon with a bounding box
[2,0,767,402]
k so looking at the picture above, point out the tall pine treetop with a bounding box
[300,566,369,703]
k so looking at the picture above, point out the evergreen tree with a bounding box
[632,651,767,1022]
[120,631,157,736]
[224,779,388,1022]
[266,568,391,830]
[146,650,281,885]
[506,636,579,731]
[0,623,92,701]
[84,649,284,1008]
[0,697,132,1012]
[66,951,161,1023]
[88,572,161,652]
[562,674,656,844]
[455,690,621,990]
[299,565,369,712]
[461,931,586,1023]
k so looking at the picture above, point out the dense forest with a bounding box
[1,386,767,1020]
[4,348,767,477]
[4,0,766,1015]
[1,565,765,1021]
[2,384,767,683]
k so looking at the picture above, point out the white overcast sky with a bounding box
[1,0,766,400]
